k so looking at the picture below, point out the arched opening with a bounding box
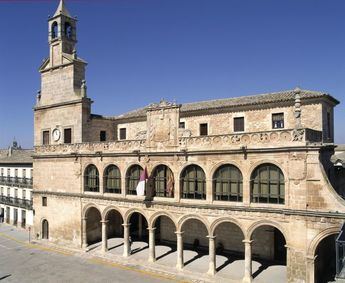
[314,234,337,283]
[213,222,245,279]
[251,225,287,282]
[251,163,285,204]
[64,22,72,38]
[86,207,102,246]
[128,212,149,256]
[126,165,143,195]
[180,165,206,200]
[152,215,177,264]
[51,21,58,39]
[84,165,99,192]
[104,209,124,255]
[42,219,49,240]
[104,165,121,194]
[151,165,174,198]
[181,218,209,272]
[213,164,243,202]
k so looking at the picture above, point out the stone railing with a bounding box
[35,128,322,155]
[35,139,146,155]
[179,128,322,150]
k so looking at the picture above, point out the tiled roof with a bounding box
[0,149,33,164]
[109,89,338,120]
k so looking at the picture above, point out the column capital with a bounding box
[82,217,88,221]
[175,231,184,236]
[207,235,216,240]
[100,220,109,224]
[306,255,317,262]
[147,227,156,232]
[122,223,131,227]
[242,239,253,244]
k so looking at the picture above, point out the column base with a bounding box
[176,263,184,270]
[207,267,216,276]
[242,276,253,283]
[148,257,156,263]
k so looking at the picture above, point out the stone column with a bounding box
[101,220,108,253]
[242,239,253,283]
[176,231,184,270]
[82,217,88,249]
[306,255,316,283]
[148,227,156,262]
[207,235,216,275]
[122,223,131,257]
[138,214,143,239]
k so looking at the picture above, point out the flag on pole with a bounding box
[136,167,148,196]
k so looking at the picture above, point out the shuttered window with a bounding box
[272,113,284,129]
[199,123,208,136]
[64,128,72,144]
[234,117,244,132]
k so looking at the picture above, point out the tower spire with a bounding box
[54,0,71,17]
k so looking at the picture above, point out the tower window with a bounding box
[272,113,284,129]
[64,128,72,144]
[43,131,50,145]
[42,197,47,207]
[51,22,58,39]
[100,131,106,142]
[65,22,72,38]
[179,122,185,129]
[199,123,208,136]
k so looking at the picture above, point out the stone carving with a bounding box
[147,99,178,109]
[135,131,147,140]
[293,129,305,142]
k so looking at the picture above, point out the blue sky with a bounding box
[0,0,344,148]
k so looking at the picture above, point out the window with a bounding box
[15,169,18,178]
[42,197,47,206]
[84,165,99,192]
[234,117,244,132]
[43,131,50,145]
[1,168,3,176]
[7,169,10,177]
[51,22,58,39]
[126,165,143,195]
[251,163,285,204]
[179,122,185,129]
[327,111,331,139]
[272,113,284,129]
[64,128,72,144]
[100,131,107,142]
[65,22,72,38]
[199,123,208,136]
[22,169,26,179]
[120,128,126,140]
[22,190,26,199]
[152,165,174,198]
[213,164,243,202]
[180,165,206,200]
[104,165,121,194]
[14,189,18,198]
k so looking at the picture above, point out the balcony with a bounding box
[0,196,33,210]
[0,177,33,188]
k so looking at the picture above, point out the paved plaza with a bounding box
[0,224,286,283]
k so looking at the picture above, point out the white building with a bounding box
[0,141,33,228]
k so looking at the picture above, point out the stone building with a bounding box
[33,1,345,282]
[0,141,33,228]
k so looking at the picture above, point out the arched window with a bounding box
[180,165,206,199]
[51,22,58,39]
[251,163,285,204]
[126,165,143,195]
[104,165,121,194]
[42,219,49,239]
[65,22,72,38]
[213,164,243,202]
[84,165,99,192]
[152,165,174,198]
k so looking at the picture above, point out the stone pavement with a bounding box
[0,224,286,283]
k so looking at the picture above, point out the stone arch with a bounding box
[177,214,210,234]
[149,211,177,229]
[123,208,148,225]
[84,206,102,245]
[210,217,246,237]
[178,162,207,180]
[102,206,124,221]
[82,203,102,219]
[247,219,288,242]
[247,160,288,183]
[41,218,49,240]
[307,226,341,257]
[209,161,243,180]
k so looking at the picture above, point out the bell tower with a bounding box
[34,0,91,146]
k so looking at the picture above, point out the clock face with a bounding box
[52,129,61,142]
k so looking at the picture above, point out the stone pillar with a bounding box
[122,223,131,257]
[82,217,88,249]
[148,227,156,262]
[101,220,108,253]
[242,177,251,206]
[138,214,143,239]
[176,231,184,270]
[242,239,253,283]
[306,255,316,283]
[207,235,216,275]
